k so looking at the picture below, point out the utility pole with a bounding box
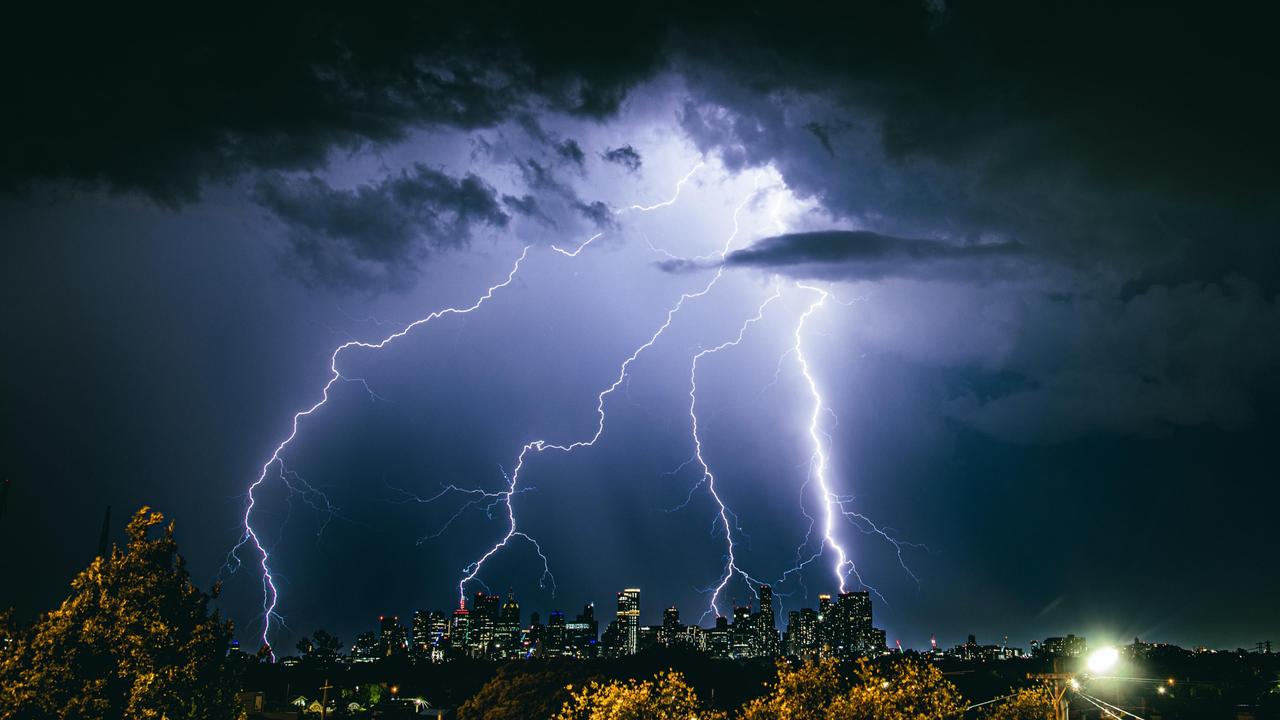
[1029,658,1074,720]
[319,679,333,720]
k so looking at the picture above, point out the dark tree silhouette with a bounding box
[297,628,342,667]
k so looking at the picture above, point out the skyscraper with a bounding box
[471,591,501,658]
[412,610,449,661]
[451,605,471,659]
[350,631,379,663]
[757,584,779,656]
[544,610,568,658]
[498,590,521,658]
[707,615,731,658]
[829,591,873,658]
[731,605,753,658]
[411,610,432,656]
[616,588,640,655]
[758,584,775,629]
[659,606,682,648]
[566,603,599,658]
[786,607,821,658]
[817,594,833,652]
[377,615,407,657]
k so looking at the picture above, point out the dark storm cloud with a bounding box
[802,122,835,157]
[601,145,643,172]
[0,4,673,205]
[514,115,587,169]
[649,1,1280,446]
[515,159,618,229]
[943,278,1280,443]
[556,140,587,168]
[654,2,1279,296]
[10,2,1274,249]
[6,0,1275,435]
[723,230,1026,283]
[501,194,555,226]
[254,165,508,292]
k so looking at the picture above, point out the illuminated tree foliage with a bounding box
[0,508,240,720]
[737,658,845,720]
[979,684,1059,720]
[554,670,727,720]
[459,665,599,720]
[739,657,966,720]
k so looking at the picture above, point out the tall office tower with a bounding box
[377,615,407,657]
[544,610,568,658]
[567,603,599,658]
[707,615,731,658]
[411,610,432,656]
[600,620,624,658]
[527,612,545,655]
[498,590,521,658]
[817,594,833,653]
[829,591,872,658]
[660,606,682,647]
[350,631,379,663]
[837,590,873,655]
[426,611,449,662]
[731,605,753,658]
[757,584,779,656]
[787,607,821,658]
[758,584,775,628]
[470,591,500,658]
[1041,634,1087,658]
[451,605,471,658]
[616,588,641,655]
[501,590,521,626]
[868,627,887,654]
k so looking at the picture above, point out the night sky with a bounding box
[2,3,1277,654]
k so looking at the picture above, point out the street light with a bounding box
[1087,646,1119,674]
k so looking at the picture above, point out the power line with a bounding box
[964,693,1018,712]
[1076,690,1147,720]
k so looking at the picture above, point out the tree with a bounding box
[459,663,600,720]
[833,657,967,719]
[297,629,342,667]
[979,684,1059,720]
[0,507,241,720]
[740,657,967,720]
[738,658,846,720]
[554,670,727,720]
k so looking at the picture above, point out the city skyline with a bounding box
[243,582,1274,662]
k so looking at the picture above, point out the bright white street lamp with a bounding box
[1086,646,1119,674]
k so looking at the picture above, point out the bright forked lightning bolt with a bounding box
[625,162,704,212]
[688,283,783,621]
[792,281,855,593]
[551,232,605,258]
[276,464,340,539]
[556,160,704,259]
[226,247,531,658]
[774,282,924,603]
[453,172,757,604]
